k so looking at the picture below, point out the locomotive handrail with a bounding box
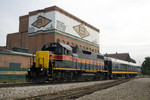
[49,54,54,76]
[37,58,45,68]
[105,65,109,79]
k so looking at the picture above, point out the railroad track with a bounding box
[20,78,131,100]
[0,82,62,88]
[0,80,99,88]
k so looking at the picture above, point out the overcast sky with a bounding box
[0,0,150,64]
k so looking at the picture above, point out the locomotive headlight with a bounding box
[41,68,44,71]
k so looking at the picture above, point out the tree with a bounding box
[141,57,150,75]
[130,58,136,63]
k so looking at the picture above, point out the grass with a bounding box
[0,79,25,83]
[137,75,150,78]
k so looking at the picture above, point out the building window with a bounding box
[75,44,78,47]
[86,47,88,50]
[62,40,65,44]
[89,48,91,51]
[57,39,60,43]
[72,43,74,46]
[83,46,85,49]
[67,42,70,45]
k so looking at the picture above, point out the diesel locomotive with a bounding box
[26,43,140,82]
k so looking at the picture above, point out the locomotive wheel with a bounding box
[53,72,62,83]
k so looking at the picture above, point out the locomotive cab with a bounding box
[42,43,72,55]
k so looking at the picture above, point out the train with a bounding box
[26,43,140,82]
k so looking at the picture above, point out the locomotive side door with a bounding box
[104,60,112,79]
[49,53,54,77]
[72,54,78,69]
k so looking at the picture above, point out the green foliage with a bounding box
[130,58,136,63]
[141,57,150,75]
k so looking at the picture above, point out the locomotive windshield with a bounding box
[42,43,58,53]
[48,47,57,52]
[42,43,69,54]
[42,45,57,52]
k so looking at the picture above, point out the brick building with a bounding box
[0,46,6,50]
[6,6,100,53]
[104,52,135,63]
[0,49,32,80]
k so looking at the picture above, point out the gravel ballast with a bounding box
[77,78,150,100]
[0,80,113,100]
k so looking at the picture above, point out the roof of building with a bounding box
[0,49,33,57]
[104,57,140,66]
[104,52,133,62]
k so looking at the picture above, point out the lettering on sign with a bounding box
[57,20,66,32]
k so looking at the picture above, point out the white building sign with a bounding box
[28,10,99,45]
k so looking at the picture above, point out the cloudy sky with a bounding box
[0,0,150,64]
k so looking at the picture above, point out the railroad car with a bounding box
[104,57,139,79]
[26,43,106,82]
[26,43,140,82]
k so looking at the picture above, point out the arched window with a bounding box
[62,40,65,44]
[72,43,74,46]
[83,46,85,49]
[86,47,88,50]
[67,42,70,45]
[75,44,78,47]
[89,48,91,51]
[57,39,60,43]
